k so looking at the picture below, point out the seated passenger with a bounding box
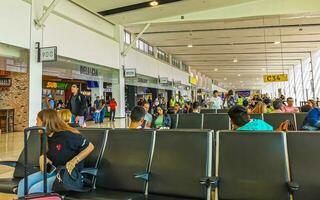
[153,106,171,129]
[173,103,182,114]
[17,109,94,197]
[283,97,299,113]
[142,102,152,128]
[263,98,273,113]
[300,104,312,113]
[57,109,79,128]
[307,99,317,108]
[192,101,201,113]
[228,105,273,131]
[129,106,146,129]
[302,107,320,131]
[250,101,267,114]
[271,99,284,113]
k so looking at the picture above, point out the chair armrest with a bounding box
[0,161,18,168]
[287,181,299,192]
[134,171,150,181]
[81,168,98,176]
[200,176,219,188]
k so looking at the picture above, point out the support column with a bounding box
[300,60,306,101]
[309,52,316,100]
[114,25,126,118]
[29,0,45,126]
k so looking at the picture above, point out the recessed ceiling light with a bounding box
[256,78,259,80]
[261,68,266,71]
[187,44,193,48]
[224,77,227,80]
[150,1,159,6]
[274,41,281,44]
[214,68,218,72]
[233,58,238,63]
[240,80,243,83]
[237,74,241,77]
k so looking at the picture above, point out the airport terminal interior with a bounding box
[1,0,320,199]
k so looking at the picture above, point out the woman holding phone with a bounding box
[17,109,94,197]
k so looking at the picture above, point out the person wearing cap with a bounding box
[228,105,273,131]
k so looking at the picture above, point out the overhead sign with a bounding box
[46,81,68,89]
[189,76,197,85]
[159,77,168,84]
[40,46,57,62]
[124,68,136,78]
[263,74,288,82]
[80,66,98,76]
[0,78,12,87]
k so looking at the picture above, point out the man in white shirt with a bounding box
[210,90,223,109]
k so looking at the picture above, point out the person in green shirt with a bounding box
[228,105,273,131]
[153,106,171,129]
[169,96,176,108]
[236,95,244,106]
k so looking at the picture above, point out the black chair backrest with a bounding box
[217,131,290,200]
[169,114,178,129]
[295,113,308,130]
[176,113,203,129]
[249,113,263,120]
[287,131,320,200]
[263,113,296,130]
[201,109,217,114]
[96,129,155,192]
[78,128,108,168]
[203,114,230,131]
[14,130,41,178]
[217,109,229,113]
[148,130,213,199]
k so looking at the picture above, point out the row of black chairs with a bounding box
[1,129,320,199]
[170,112,308,130]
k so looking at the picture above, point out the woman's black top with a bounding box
[47,131,89,171]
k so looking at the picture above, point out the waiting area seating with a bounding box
[171,112,308,131]
[1,125,319,200]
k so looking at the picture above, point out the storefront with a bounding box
[42,56,119,118]
[0,42,29,131]
[125,75,176,111]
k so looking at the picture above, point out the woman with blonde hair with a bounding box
[17,109,94,197]
[250,101,267,114]
[57,109,79,127]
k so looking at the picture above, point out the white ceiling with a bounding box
[125,15,320,90]
[69,0,320,90]
[71,0,255,25]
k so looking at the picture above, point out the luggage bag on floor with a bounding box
[19,126,63,200]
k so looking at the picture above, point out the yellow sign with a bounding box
[263,74,288,82]
[189,76,197,85]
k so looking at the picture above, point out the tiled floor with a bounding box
[0,119,126,200]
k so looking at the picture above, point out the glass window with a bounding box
[182,63,188,72]
[172,57,180,68]
[157,49,169,63]
[124,31,131,44]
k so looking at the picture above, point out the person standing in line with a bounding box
[224,90,236,108]
[47,95,55,109]
[93,96,101,123]
[236,94,244,106]
[68,84,87,127]
[109,98,117,122]
[99,99,106,124]
[169,96,176,108]
[210,90,223,109]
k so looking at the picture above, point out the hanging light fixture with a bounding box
[150,1,159,6]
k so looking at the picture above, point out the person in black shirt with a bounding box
[17,109,94,197]
[68,84,87,127]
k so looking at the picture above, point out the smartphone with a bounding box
[46,163,56,174]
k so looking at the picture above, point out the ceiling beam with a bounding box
[136,23,320,35]
[98,0,182,16]
[157,40,320,48]
[173,51,310,55]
